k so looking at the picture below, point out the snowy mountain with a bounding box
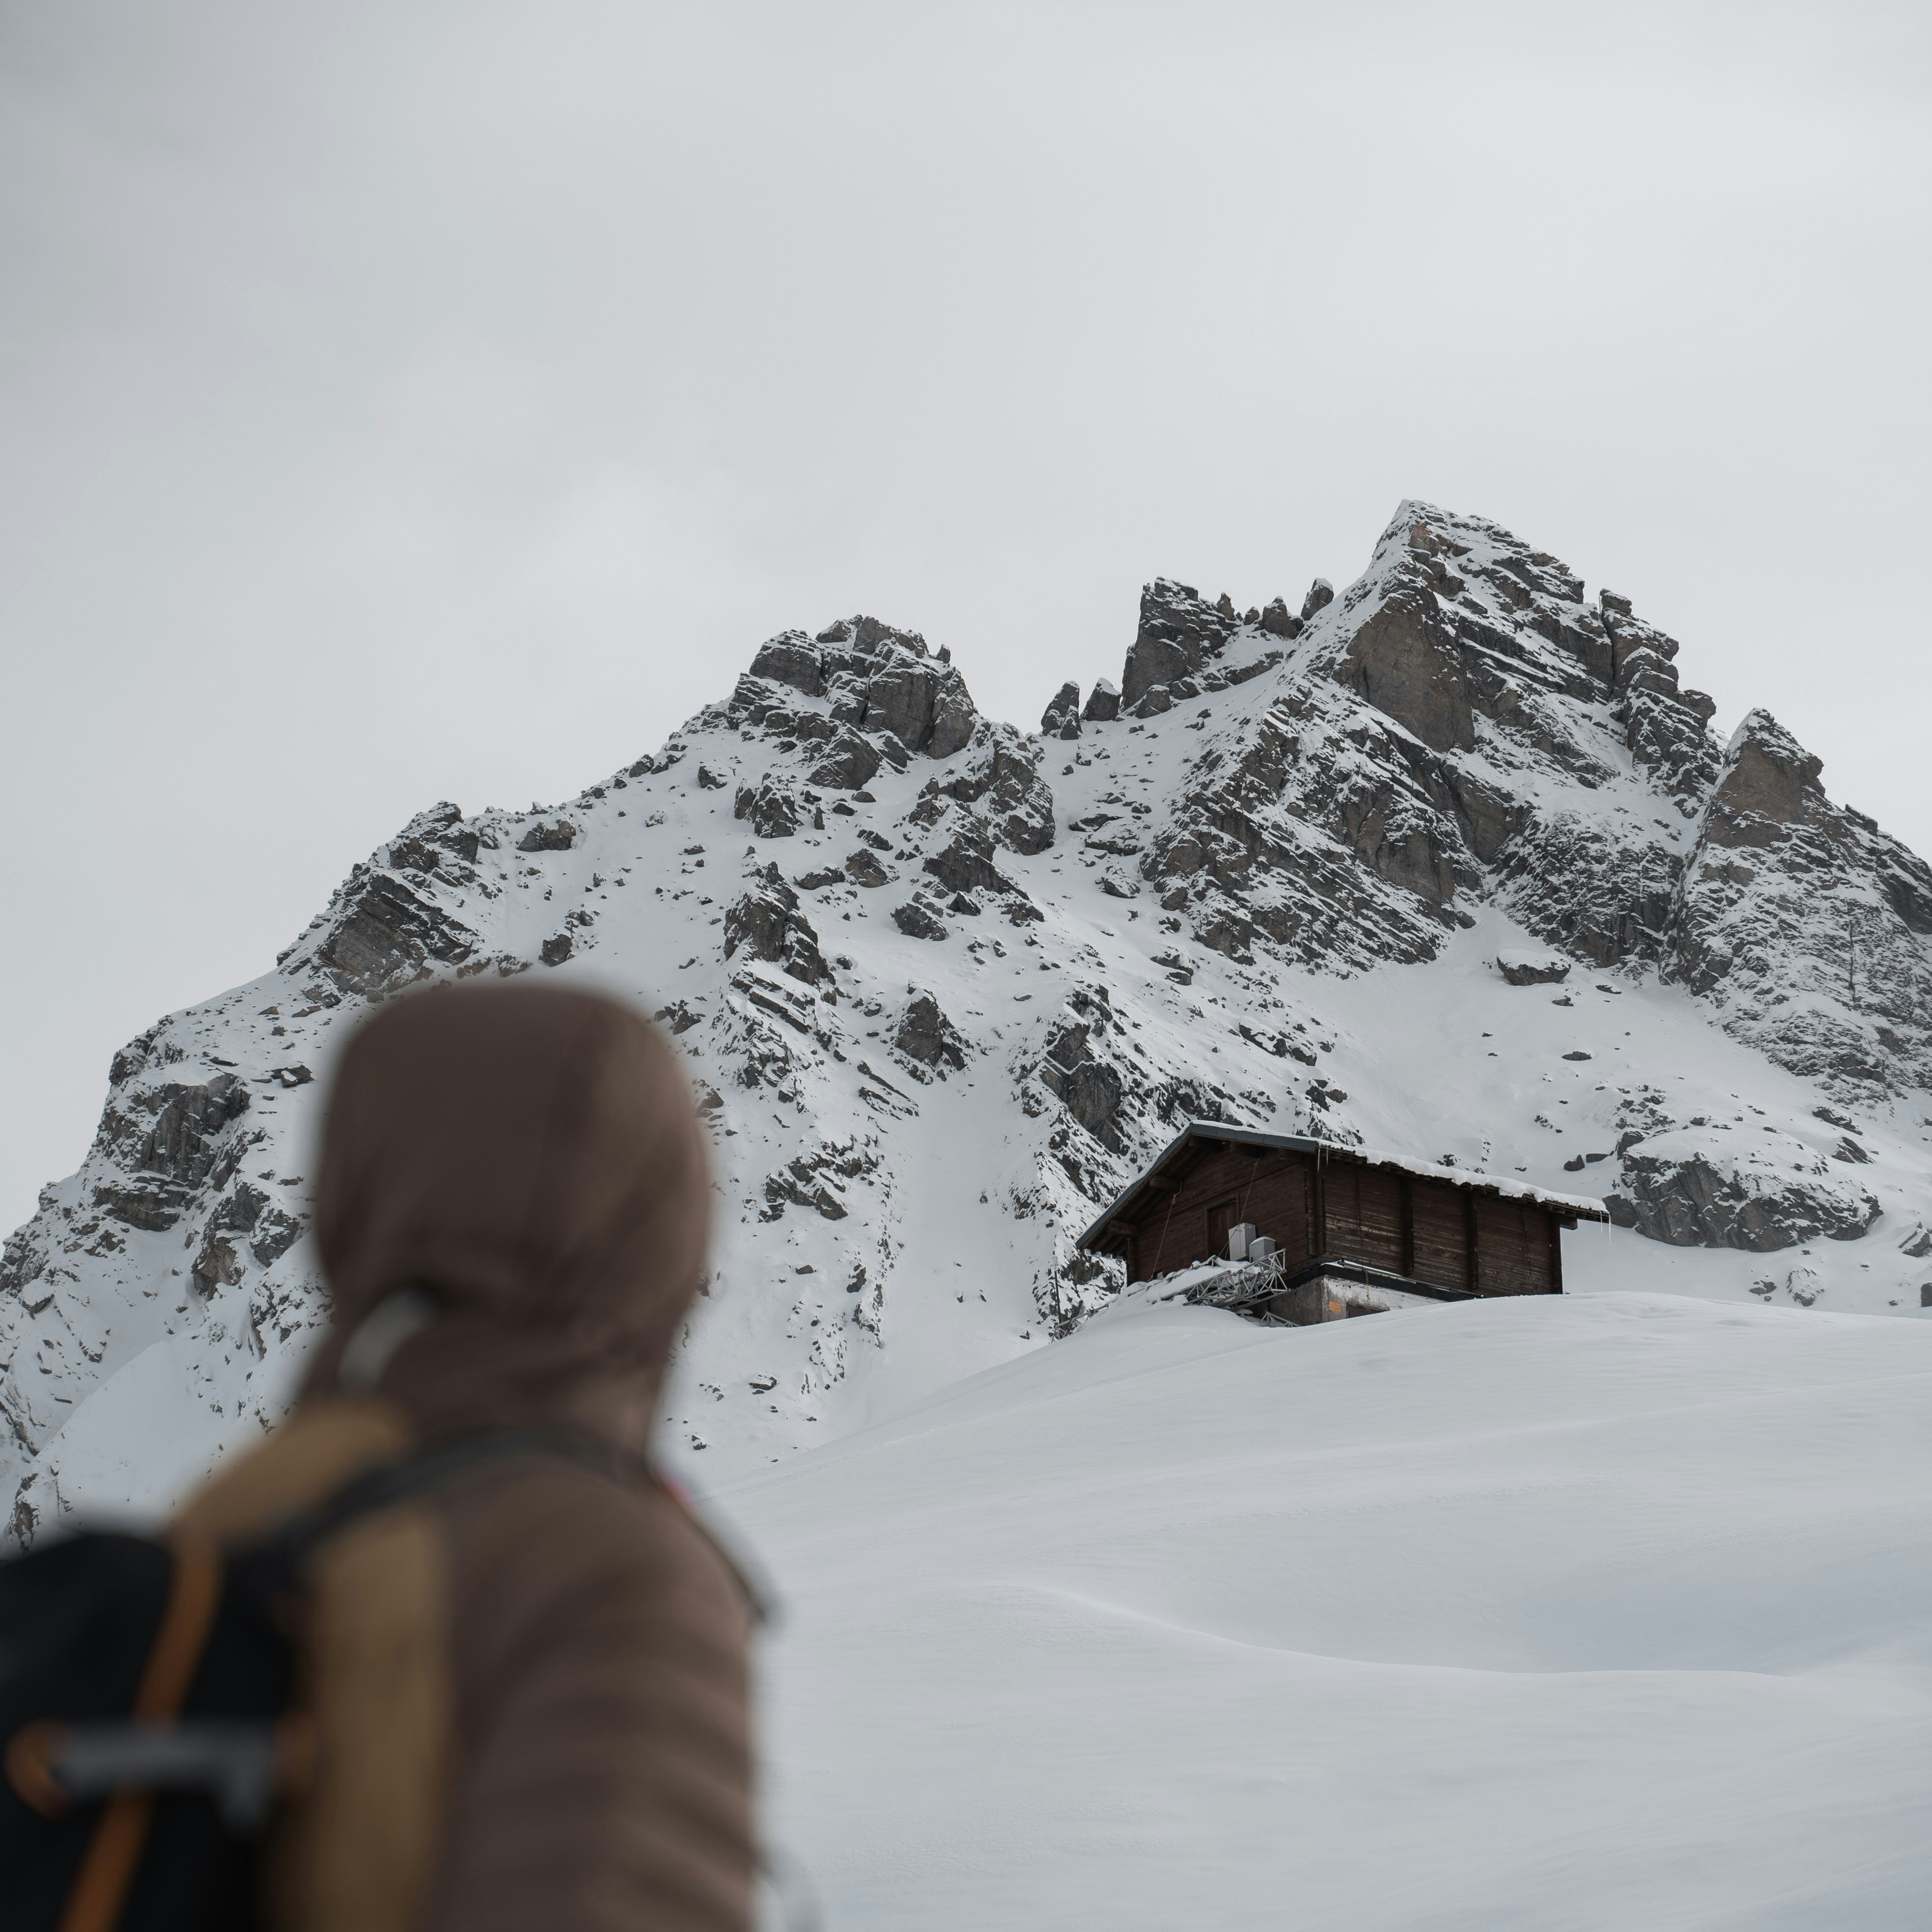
[5,499,1931,1542]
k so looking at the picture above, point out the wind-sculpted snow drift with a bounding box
[5,501,1931,1541]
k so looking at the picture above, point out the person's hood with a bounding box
[300,981,710,1452]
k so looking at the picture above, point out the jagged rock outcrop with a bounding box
[1121,579,1242,709]
[740,616,976,760]
[723,872,831,985]
[1041,682,1081,739]
[894,992,967,1072]
[1661,710,1932,1096]
[1605,1131,1882,1250]
[1082,679,1120,722]
[1496,952,1570,987]
[911,724,1056,857]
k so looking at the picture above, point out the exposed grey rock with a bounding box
[844,849,891,888]
[1121,579,1239,707]
[724,873,831,984]
[1039,1010,1125,1151]
[892,901,948,941]
[1082,678,1121,722]
[1605,1135,1881,1250]
[1041,681,1082,739]
[807,726,882,792]
[315,867,479,994]
[249,1205,304,1267]
[517,820,577,852]
[389,802,480,872]
[859,655,978,759]
[792,866,846,891]
[923,825,1016,899]
[1601,590,1633,616]
[1301,579,1335,622]
[894,992,967,1070]
[190,1226,245,1296]
[1666,709,1932,1094]
[1332,587,1475,754]
[540,933,573,966]
[911,729,1056,856]
[749,631,826,696]
[1259,597,1302,639]
[734,781,801,840]
[1496,951,1570,986]
[1130,684,1172,718]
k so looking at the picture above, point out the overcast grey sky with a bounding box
[3,0,1928,1234]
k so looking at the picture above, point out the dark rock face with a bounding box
[724,875,831,984]
[1301,579,1335,622]
[844,849,891,888]
[807,727,882,793]
[1121,580,1241,708]
[1333,589,1475,754]
[1082,678,1121,722]
[1041,682,1081,739]
[191,1226,245,1296]
[1664,710,1932,1094]
[1039,1012,1125,1151]
[1496,953,1570,986]
[517,820,577,852]
[1259,597,1301,639]
[734,619,980,764]
[749,632,826,696]
[864,660,978,759]
[90,1074,255,1232]
[389,802,480,872]
[894,992,967,1070]
[735,781,801,840]
[540,933,573,966]
[1606,1141,1882,1250]
[892,901,947,941]
[314,870,479,994]
[922,814,1017,898]
[913,731,1056,857]
[249,1204,304,1266]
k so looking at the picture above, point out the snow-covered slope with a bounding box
[732,1289,1932,1930]
[4,500,1930,1542]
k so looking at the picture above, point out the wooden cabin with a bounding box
[1074,1124,1610,1322]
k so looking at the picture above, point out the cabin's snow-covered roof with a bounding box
[1075,1120,1611,1252]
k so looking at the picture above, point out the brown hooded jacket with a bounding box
[173,982,755,1932]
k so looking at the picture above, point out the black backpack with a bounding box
[0,1430,620,1932]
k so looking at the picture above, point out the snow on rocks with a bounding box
[1604,1126,1882,1250]
[6,501,1932,1538]
[1495,949,1570,986]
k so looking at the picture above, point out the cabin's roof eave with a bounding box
[1073,1119,1611,1252]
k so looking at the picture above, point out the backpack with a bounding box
[0,1430,625,1932]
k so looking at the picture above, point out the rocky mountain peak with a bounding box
[4,499,1931,1544]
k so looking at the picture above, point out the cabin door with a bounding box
[1206,1197,1243,1260]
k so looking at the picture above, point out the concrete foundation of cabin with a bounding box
[1178,1254,1470,1326]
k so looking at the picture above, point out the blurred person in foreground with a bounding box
[173,982,756,1932]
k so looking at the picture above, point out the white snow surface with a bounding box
[730,1290,1932,1929]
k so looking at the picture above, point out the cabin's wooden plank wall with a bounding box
[1121,1144,1311,1282]
[1109,1140,1563,1297]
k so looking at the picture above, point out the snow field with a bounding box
[727,1292,1932,1929]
